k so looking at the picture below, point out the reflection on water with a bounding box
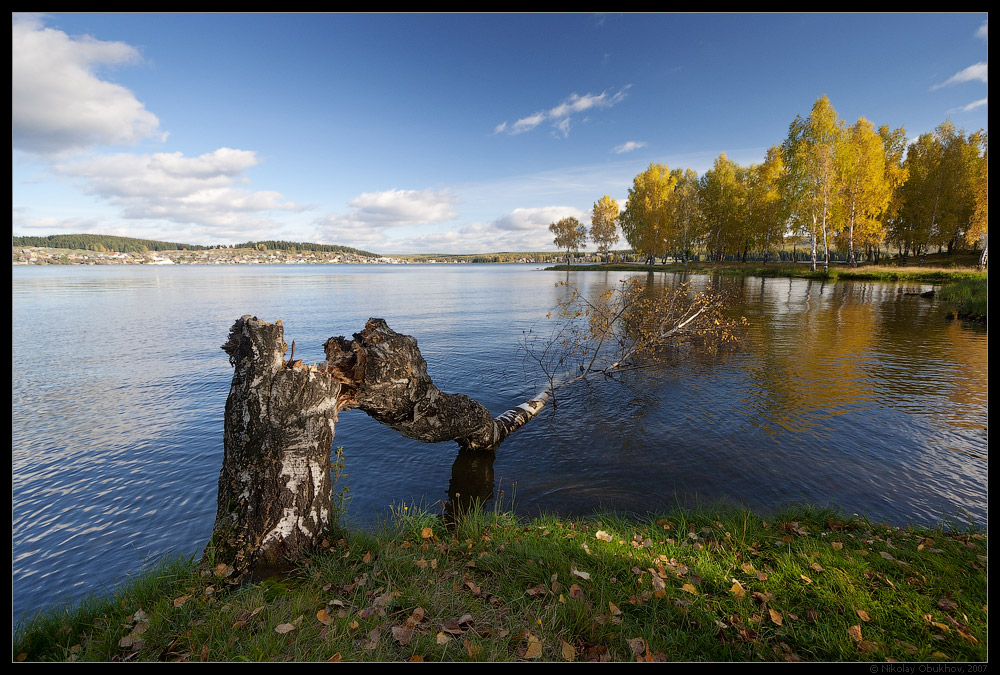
[12,265,987,622]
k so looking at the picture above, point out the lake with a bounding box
[11,264,988,622]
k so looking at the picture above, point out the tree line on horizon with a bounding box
[550,96,988,269]
[12,234,377,259]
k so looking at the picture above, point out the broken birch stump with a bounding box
[205,316,548,582]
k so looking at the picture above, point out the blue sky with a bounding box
[12,13,988,254]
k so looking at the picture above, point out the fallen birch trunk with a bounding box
[205,316,549,582]
[206,295,724,581]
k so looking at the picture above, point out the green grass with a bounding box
[14,505,987,662]
[937,278,988,323]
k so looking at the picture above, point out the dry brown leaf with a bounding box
[831,541,843,550]
[848,624,862,642]
[800,574,812,584]
[571,566,591,580]
[327,653,342,662]
[362,551,373,564]
[856,609,870,622]
[172,594,191,608]
[609,601,622,615]
[595,530,613,542]
[441,619,465,635]
[524,635,543,659]
[680,583,698,595]
[436,632,451,645]
[769,609,783,626]
[421,527,434,539]
[650,572,666,593]
[560,639,576,662]
[392,625,413,646]
[274,623,296,634]
[316,609,332,626]
[627,637,647,656]
[569,583,584,600]
[408,655,424,662]
[937,598,958,611]
[730,580,746,598]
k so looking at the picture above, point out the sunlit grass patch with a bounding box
[14,504,987,662]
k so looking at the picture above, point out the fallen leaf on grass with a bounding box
[856,609,870,622]
[569,583,584,600]
[274,623,296,634]
[421,527,434,539]
[937,598,958,611]
[436,632,451,645]
[680,583,698,595]
[571,566,591,580]
[595,530,613,542]
[848,624,862,643]
[316,609,332,625]
[408,655,424,662]
[391,625,413,646]
[768,609,783,626]
[172,594,191,608]
[560,639,576,661]
[524,634,543,659]
[800,574,812,584]
[627,637,647,657]
[730,580,746,598]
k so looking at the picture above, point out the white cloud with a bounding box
[12,14,163,155]
[613,141,646,154]
[346,189,459,226]
[314,188,459,249]
[495,85,631,138]
[975,20,987,41]
[315,204,591,254]
[948,97,988,113]
[510,111,547,135]
[932,61,988,90]
[54,148,302,237]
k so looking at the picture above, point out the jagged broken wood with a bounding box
[205,316,550,582]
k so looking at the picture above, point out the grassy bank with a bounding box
[14,505,986,662]
[546,261,986,282]
[938,278,988,323]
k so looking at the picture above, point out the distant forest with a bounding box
[13,234,377,258]
[233,240,378,257]
[13,234,209,252]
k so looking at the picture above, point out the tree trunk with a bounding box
[205,316,549,582]
[205,316,342,583]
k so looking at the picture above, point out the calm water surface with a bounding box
[11,265,988,621]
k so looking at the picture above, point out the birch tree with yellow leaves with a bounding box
[620,163,678,268]
[782,95,843,271]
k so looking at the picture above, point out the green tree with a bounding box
[549,216,587,265]
[590,195,620,260]
[620,163,678,268]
